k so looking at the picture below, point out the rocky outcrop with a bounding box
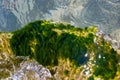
[7,60,53,80]
[0,57,53,80]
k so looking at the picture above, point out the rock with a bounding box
[2,60,53,80]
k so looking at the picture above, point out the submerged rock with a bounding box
[10,60,53,80]
[0,58,53,80]
[0,20,119,80]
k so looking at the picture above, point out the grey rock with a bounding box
[9,60,53,80]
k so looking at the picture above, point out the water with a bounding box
[0,0,119,34]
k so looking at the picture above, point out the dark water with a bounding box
[0,0,120,33]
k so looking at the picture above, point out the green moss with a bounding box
[0,72,10,79]
[9,20,118,79]
[64,69,69,76]
[93,37,118,79]
[88,76,94,80]
[10,20,93,66]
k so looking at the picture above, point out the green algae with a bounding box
[9,20,119,79]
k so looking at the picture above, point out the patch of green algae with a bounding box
[0,20,119,79]
[10,20,97,66]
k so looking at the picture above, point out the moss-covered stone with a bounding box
[10,20,96,66]
[9,20,119,79]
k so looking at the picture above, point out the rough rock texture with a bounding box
[8,60,53,80]
[0,56,53,80]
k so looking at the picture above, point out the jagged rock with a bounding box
[9,60,53,80]
[0,59,53,80]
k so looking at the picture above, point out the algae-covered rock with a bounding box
[10,20,98,66]
[1,20,119,80]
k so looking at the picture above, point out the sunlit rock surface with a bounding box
[0,57,53,80]
[9,60,52,80]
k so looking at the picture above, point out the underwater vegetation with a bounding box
[10,20,119,79]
